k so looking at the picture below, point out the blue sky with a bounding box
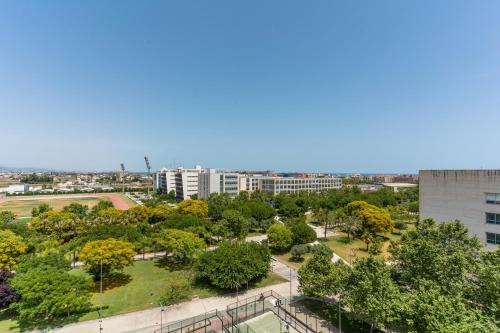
[1,1,499,173]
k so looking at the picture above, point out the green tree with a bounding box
[341,215,362,242]
[31,203,52,217]
[267,224,292,252]
[30,211,83,241]
[0,211,16,225]
[159,272,193,305]
[298,249,349,298]
[389,219,483,293]
[10,267,92,322]
[17,253,70,274]
[62,203,89,219]
[288,221,316,245]
[195,241,270,289]
[343,256,400,331]
[0,229,27,270]
[155,229,205,263]
[221,209,250,240]
[79,238,135,278]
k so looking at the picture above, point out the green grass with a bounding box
[0,258,287,331]
[0,311,19,333]
[275,228,410,269]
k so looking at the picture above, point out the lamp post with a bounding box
[160,303,165,333]
[99,260,103,332]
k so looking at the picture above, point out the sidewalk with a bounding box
[54,281,299,333]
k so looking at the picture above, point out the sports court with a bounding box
[237,312,299,333]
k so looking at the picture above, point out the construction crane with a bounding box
[120,163,126,193]
[144,156,151,197]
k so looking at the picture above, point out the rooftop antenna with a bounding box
[144,156,151,197]
[120,163,126,194]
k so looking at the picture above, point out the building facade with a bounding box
[154,166,203,200]
[198,170,240,198]
[259,177,342,195]
[419,169,500,249]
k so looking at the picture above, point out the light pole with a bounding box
[120,163,125,194]
[99,260,103,332]
[338,299,342,333]
[234,281,241,323]
[160,303,165,333]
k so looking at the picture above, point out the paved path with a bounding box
[54,280,299,333]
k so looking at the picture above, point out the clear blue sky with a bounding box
[1,1,499,173]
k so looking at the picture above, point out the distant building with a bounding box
[259,176,342,195]
[420,170,500,249]
[381,182,417,192]
[198,170,240,198]
[239,176,261,192]
[0,184,29,194]
[154,166,204,200]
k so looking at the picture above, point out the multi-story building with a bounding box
[259,176,342,195]
[419,169,500,249]
[239,176,261,192]
[198,170,240,198]
[154,166,203,200]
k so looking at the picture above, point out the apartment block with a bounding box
[198,170,240,198]
[259,176,342,195]
[419,169,500,249]
[154,166,203,200]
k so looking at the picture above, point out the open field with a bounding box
[0,193,136,216]
[0,260,286,332]
[275,227,412,269]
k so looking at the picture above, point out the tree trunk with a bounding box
[324,221,327,238]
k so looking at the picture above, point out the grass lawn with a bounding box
[275,228,411,269]
[0,197,104,216]
[0,311,19,333]
[0,259,286,331]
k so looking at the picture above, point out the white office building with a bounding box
[154,166,203,200]
[198,170,240,198]
[0,184,29,194]
[420,169,500,249]
[259,176,342,195]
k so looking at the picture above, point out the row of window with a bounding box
[486,232,500,245]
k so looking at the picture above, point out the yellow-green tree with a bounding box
[79,238,135,278]
[149,205,175,223]
[346,201,393,249]
[177,199,209,217]
[0,230,27,270]
[30,210,83,241]
[125,206,151,224]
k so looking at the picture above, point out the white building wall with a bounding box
[419,170,500,249]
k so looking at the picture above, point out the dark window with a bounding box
[486,232,500,245]
[486,213,500,225]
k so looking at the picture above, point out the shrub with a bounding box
[290,244,309,261]
[368,237,384,255]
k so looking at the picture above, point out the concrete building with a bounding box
[420,170,500,248]
[0,184,29,194]
[381,182,418,192]
[259,176,342,195]
[198,170,240,198]
[154,166,203,200]
[239,176,261,192]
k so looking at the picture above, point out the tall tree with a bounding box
[0,230,27,270]
[79,238,135,278]
[154,229,205,263]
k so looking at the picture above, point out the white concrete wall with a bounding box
[419,170,500,249]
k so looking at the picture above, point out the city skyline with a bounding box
[1,1,500,172]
